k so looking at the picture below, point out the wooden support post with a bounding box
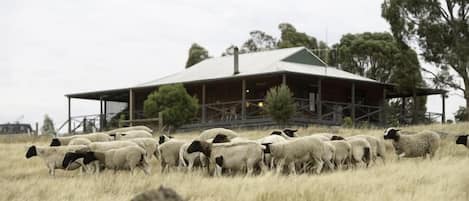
[202,84,206,123]
[68,97,71,134]
[83,117,87,133]
[442,93,446,123]
[381,89,387,126]
[317,79,322,121]
[242,79,246,120]
[35,122,39,136]
[103,100,107,129]
[282,74,287,85]
[99,97,103,131]
[401,97,406,123]
[129,89,134,127]
[351,82,356,126]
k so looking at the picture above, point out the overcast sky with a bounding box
[1,0,464,131]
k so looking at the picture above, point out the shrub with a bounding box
[143,84,199,131]
[264,84,296,126]
[41,114,56,136]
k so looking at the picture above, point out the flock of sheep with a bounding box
[24,126,469,176]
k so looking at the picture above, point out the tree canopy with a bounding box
[382,0,469,118]
[143,84,199,131]
[41,114,55,136]
[185,43,209,68]
[264,84,297,126]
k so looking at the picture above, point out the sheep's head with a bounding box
[83,152,98,165]
[187,140,211,157]
[50,138,61,146]
[63,152,86,168]
[25,145,37,158]
[159,135,173,145]
[283,128,298,137]
[331,135,345,140]
[384,127,400,141]
[270,131,283,136]
[212,134,230,143]
[456,135,468,146]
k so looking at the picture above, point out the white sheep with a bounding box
[126,138,159,161]
[198,128,239,141]
[81,140,140,173]
[111,130,153,140]
[64,146,151,175]
[384,127,440,159]
[329,140,352,170]
[256,134,287,168]
[187,139,266,176]
[25,145,88,176]
[264,136,325,174]
[68,137,92,146]
[158,139,186,173]
[346,138,372,168]
[50,132,112,146]
[107,126,153,135]
[347,135,386,165]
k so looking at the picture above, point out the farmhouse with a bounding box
[65,47,446,132]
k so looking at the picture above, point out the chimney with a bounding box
[233,46,239,75]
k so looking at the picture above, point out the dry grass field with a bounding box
[1,123,469,201]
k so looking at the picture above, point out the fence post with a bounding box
[35,122,39,136]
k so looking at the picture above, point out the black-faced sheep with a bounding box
[384,127,440,159]
[26,145,88,175]
[456,135,469,148]
[63,146,150,175]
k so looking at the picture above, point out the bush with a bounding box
[454,106,467,122]
[143,84,199,131]
[264,84,296,126]
[342,117,353,128]
[41,114,56,136]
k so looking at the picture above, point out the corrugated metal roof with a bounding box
[136,47,378,88]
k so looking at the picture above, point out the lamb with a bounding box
[187,138,266,176]
[111,130,153,140]
[158,139,186,172]
[68,137,92,146]
[63,146,151,175]
[456,135,469,148]
[50,132,112,146]
[282,128,299,137]
[347,135,386,165]
[126,138,159,161]
[383,127,440,159]
[263,136,325,174]
[25,145,88,176]
[328,140,352,170]
[270,130,296,140]
[107,126,153,135]
[159,135,173,145]
[198,128,239,141]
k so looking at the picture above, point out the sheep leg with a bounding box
[312,157,324,174]
[276,159,285,175]
[288,162,296,175]
[398,153,406,160]
[188,159,194,172]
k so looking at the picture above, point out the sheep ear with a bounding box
[168,136,174,139]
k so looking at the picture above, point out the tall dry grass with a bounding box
[1,123,469,201]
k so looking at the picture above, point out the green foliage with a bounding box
[331,32,428,124]
[185,43,209,68]
[342,117,353,128]
[41,114,55,136]
[382,0,469,119]
[143,84,199,130]
[264,84,297,126]
[222,31,277,56]
[454,106,467,122]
